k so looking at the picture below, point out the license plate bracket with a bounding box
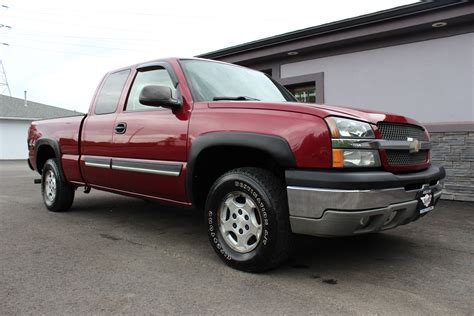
[416,188,435,214]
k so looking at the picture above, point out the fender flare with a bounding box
[186,132,296,203]
[34,138,61,173]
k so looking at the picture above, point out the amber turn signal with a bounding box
[332,149,344,168]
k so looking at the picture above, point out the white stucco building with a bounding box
[0,95,81,160]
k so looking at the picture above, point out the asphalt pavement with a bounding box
[0,160,473,315]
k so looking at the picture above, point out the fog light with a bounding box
[432,21,447,28]
[359,216,371,228]
[384,211,397,225]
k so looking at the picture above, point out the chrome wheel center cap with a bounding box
[44,170,56,204]
[218,191,263,253]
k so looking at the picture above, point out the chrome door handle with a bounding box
[114,122,127,134]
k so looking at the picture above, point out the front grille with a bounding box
[377,122,427,141]
[385,150,429,165]
[377,122,429,167]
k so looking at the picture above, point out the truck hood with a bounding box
[208,101,421,126]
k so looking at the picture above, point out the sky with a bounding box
[0,0,415,113]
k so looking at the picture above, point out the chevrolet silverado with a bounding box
[27,57,446,272]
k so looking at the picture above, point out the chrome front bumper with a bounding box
[285,166,445,237]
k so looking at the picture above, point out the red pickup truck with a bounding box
[28,57,445,272]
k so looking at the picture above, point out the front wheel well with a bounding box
[191,146,285,209]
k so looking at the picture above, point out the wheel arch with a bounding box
[187,132,296,208]
[35,138,61,174]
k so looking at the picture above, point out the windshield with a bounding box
[180,59,296,102]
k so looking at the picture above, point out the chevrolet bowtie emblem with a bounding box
[407,137,421,153]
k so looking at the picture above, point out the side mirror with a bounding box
[139,85,181,109]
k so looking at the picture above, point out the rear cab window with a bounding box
[94,69,130,115]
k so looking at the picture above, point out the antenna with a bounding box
[0,59,11,96]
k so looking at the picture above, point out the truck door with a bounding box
[109,63,190,204]
[80,69,131,188]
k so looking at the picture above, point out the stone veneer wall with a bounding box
[429,131,474,202]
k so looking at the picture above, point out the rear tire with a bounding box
[205,167,291,272]
[41,158,75,212]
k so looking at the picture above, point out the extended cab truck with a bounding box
[28,58,445,272]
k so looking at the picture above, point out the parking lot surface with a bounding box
[0,160,473,315]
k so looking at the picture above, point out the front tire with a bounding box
[41,158,75,212]
[205,167,291,272]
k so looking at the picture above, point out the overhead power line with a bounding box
[3,43,112,58]
[4,5,295,22]
[6,5,216,18]
[6,29,159,43]
[1,14,167,34]
[5,36,159,53]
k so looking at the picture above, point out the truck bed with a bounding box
[28,115,86,182]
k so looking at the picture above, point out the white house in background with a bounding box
[0,95,81,160]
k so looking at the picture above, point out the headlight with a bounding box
[326,117,375,138]
[325,117,380,168]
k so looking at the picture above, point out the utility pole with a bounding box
[0,59,11,96]
[0,4,11,95]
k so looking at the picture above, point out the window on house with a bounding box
[279,72,324,104]
[287,84,316,103]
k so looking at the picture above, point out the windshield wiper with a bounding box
[212,96,260,101]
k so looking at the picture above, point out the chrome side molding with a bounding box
[84,156,111,169]
[83,156,182,176]
[111,159,181,176]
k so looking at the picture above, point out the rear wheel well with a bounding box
[191,146,285,209]
[36,145,56,174]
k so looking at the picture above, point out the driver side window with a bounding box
[125,68,176,112]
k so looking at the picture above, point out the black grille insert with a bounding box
[377,122,427,141]
[386,150,428,165]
